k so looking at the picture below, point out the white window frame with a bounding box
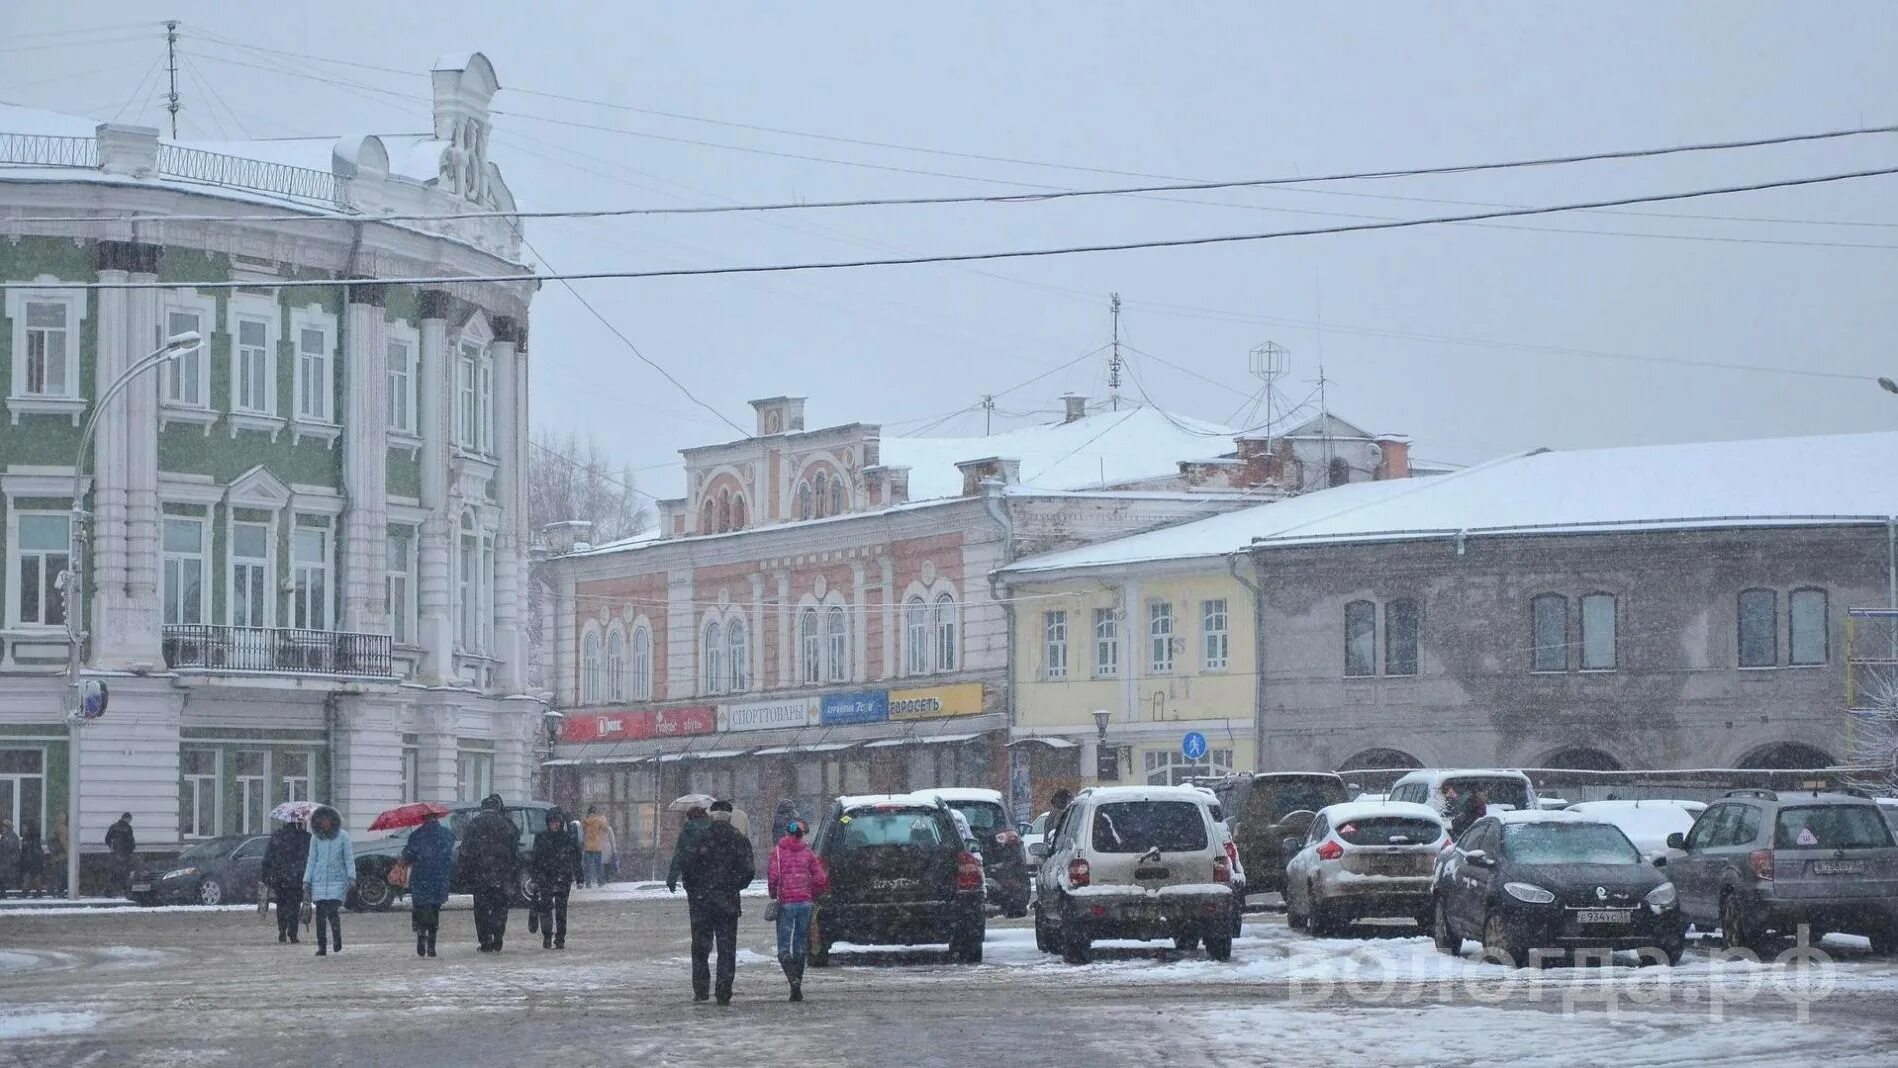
[457,514,479,651]
[1148,601,1175,674]
[725,618,749,693]
[477,355,494,454]
[7,509,72,629]
[702,619,725,695]
[226,292,284,438]
[580,626,604,704]
[401,743,421,804]
[181,747,221,839]
[290,515,333,631]
[825,605,848,683]
[607,626,627,700]
[235,750,269,835]
[457,746,494,804]
[1579,592,1617,672]
[630,622,654,700]
[278,751,313,804]
[161,513,209,625]
[456,341,481,452]
[904,596,930,676]
[386,324,420,446]
[386,526,417,645]
[1093,608,1119,678]
[157,291,218,431]
[480,533,495,652]
[1043,610,1069,680]
[288,304,340,446]
[798,607,821,685]
[5,278,88,425]
[228,516,275,628]
[1201,598,1230,672]
[933,593,957,674]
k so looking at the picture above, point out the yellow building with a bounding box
[998,521,1259,812]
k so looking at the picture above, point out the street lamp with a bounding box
[63,330,203,899]
[1879,377,1898,395]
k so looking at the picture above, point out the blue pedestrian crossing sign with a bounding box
[1181,731,1209,761]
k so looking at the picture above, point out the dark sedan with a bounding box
[129,835,270,906]
[1431,810,1686,966]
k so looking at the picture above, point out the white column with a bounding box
[89,265,130,666]
[416,293,453,681]
[851,559,868,684]
[121,263,161,664]
[879,554,895,680]
[490,319,523,691]
[341,291,390,633]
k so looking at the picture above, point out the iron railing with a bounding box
[162,625,393,678]
[0,132,98,169]
[155,144,345,207]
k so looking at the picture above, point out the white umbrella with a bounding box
[270,800,321,823]
[669,793,717,812]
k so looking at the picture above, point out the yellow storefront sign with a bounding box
[888,682,985,721]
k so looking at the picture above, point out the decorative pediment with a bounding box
[225,464,292,510]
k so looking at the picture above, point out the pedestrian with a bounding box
[45,824,66,897]
[766,817,828,1002]
[458,794,521,953]
[261,817,311,944]
[581,806,610,888]
[680,800,755,1005]
[401,811,454,958]
[532,809,583,949]
[665,806,710,894]
[771,798,801,843]
[1449,784,1489,840]
[300,806,355,957]
[105,812,137,896]
[18,820,45,897]
[0,819,20,899]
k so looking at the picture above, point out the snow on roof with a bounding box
[0,103,98,137]
[909,787,1005,805]
[1494,808,1599,825]
[882,407,1234,500]
[1005,430,1898,575]
[835,793,942,811]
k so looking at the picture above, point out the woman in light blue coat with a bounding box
[301,806,355,957]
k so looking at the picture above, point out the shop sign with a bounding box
[820,689,889,726]
[888,682,985,721]
[558,706,717,743]
[655,706,717,736]
[722,698,817,733]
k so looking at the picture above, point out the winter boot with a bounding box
[426,928,438,957]
[417,934,428,957]
[790,981,803,1002]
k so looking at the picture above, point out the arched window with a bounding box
[701,499,718,534]
[580,630,602,704]
[1344,599,1375,677]
[1738,588,1777,668]
[1530,593,1568,672]
[1338,748,1423,773]
[606,628,627,701]
[717,489,732,533]
[725,618,748,693]
[904,596,930,675]
[825,605,848,682]
[796,482,814,521]
[730,495,746,531]
[830,477,846,517]
[799,607,822,683]
[630,625,653,700]
[1541,747,1623,771]
[1737,741,1837,770]
[934,593,958,673]
[814,472,831,518]
[702,621,725,695]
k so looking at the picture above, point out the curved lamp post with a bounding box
[63,330,203,899]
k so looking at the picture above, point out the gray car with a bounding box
[1284,801,1448,936]
[1666,789,1898,953]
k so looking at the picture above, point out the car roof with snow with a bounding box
[1492,809,1605,826]
[1078,785,1220,805]
[908,788,1006,805]
[1567,799,1705,813]
[1316,800,1447,826]
[833,793,947,812]
[1392,768,1533,784]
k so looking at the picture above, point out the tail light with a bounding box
[1213,856,1231,884]
[1224,840,1239,868]
[1067,858,1091,888]
[955,851,984,892]
[1749,849,1775,881]
[1315,839,1344,862]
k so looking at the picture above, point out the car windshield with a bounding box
[1773,805,1895,850]
[949,801,1005,832]
[1262,781,1342,820]
[1446,776,1532,810]
[1503,822,1640,865]
[839,810,945,848]
[178,837,242,861]
[1091,801,1208,853]
[1335,816,1442,846]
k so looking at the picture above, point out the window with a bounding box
[1043,610,1069,679]
[825,606,848,682]
[813,473,830,518]
[230,521,270,627]
[181,748,219,838]
[796,482,813,521]
[1149,601,1174,674]
[799,608,822,684]
[1580,593,1617,671]
[731,496,746,530]
[161,516,205,625]
[480,535,495,652]
[23,301,73,396]
[1094,608,1119,678]
[386,528,415,644]
[1531,593,1568,673]
[291,521,329,630]
[235,317,273,413]
[1790,588,1828,666]
[235,751,267,834]
[606,628,627,701]
[295,325,331,422]
[0,749,47,833]
[161,308,207,407]
[458,517,478,649]
[905,596,930,675]
[1385,598,1419,676]
[830,477,846,517]
[14,513,70,626]
[1739,588,1777,668]
[1201,599,1229,671]
[401,741,421,804]
[1344,599,1376,677]
[456,745,494,804]
[1142,748,1235,787]
[387,337,415,435]
[580,630,603,703]
[703,621,725,694]
[476,356,493,453]
[726,619,748,692]
[934,593,957,673]
[630,625,653,699]
[456,342,480,449]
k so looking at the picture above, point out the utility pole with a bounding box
[1107,292,1123,412]
[1317,364,1334,487]
[164,21,181,138]
[981,394,995,436]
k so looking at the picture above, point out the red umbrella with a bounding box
[368,801,453,832]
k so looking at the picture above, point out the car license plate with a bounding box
[1369,856,1417,875]
[1813,860,1867,875]
[1135,867,1170,880]
[130,883,152,892]
[1576,909,1632,925]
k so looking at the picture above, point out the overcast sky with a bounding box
[6,3,1896,499]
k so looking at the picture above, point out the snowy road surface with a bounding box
[3,897,1896,1066]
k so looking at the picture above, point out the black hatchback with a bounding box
[808,794,987,966]
[1431,810,1686,966]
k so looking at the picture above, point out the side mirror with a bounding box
[1281,837,1303,858]
[1650,854,1668,868]
[1665,832,1686,851]
[1018,823,1032,836]
[1464,849,1495,868]
[1027,842,1049,860]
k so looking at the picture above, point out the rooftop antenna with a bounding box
[981,394,995,436]
[1247,341,1288,448]
[164,20,181,138]
[1107,292,1123,412]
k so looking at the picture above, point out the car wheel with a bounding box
[354,874,394,912]
[1432,899,1461,955]
[1203,930,1233,962]
[1286,889,1308,930]
[1868,927,1897,956]
[950,925,985,964]
[1309,897,1340,938]
[1033,907,1052,953]
[1061,922,1092,965]
[197,878,224,906]
[1482,913,1527,968]
[1720,892,1766,954]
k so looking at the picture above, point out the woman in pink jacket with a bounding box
[767,819,829,1002]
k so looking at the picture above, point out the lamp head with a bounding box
[162,331,204,357]
[1092,709,1111,739]
[1879,376,1898,396]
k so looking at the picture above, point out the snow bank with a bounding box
[0,1012,98,1039]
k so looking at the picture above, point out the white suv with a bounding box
[1030,785,1237,964]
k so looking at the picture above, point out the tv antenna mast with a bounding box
[1247,340,1289,445]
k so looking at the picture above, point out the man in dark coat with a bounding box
[0,820,19,899]
[666,807,709,894]
[680,799,755,1005]
[459,794,522,952]
[1449,785,1489,840]
[530,809,584,950]
[261,819,312,944]
[105,813,136,895]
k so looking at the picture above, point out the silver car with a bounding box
[1285,801,1448,936]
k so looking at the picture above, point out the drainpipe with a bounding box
[981,478,1017,808]
[1887,517,1895,611]
[323,691,340,808]
[1228,550,1264,772]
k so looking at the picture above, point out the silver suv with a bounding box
[1666,789,1898,953]
[1030,786,1237,964]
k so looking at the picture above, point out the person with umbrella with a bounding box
[458,794,521,953]
[262,812,311,944]
[301,806,355,957]
[401,807,454,958]
[666,794,715,894]
[680,800,754,1005]
[531,809,583,949]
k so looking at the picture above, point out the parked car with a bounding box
[1022,810,1053,874]
[1285,801,1448,936]
[1206,772,1350,897]
[911,788,1031,917]
[129,834,269,906]
[1432,809,1686,966]
[808,794,987,966]
[1388,769,1538,817]
[1566,799,1706,858]
[1666,789,1898,954]
[350,799,559,910]
[1032,785,1238,964]
[1878,798,1897,837]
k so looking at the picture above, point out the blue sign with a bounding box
[1181,731,1209,761]
[821,689,889,726]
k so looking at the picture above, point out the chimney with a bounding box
[866,465,912,506]
[748,396,807,437]
[539,519,594,555]
[1060,394,1088,424]
[95,123,160,177]
[1374,436,1412,480]
[956,456,1020,496]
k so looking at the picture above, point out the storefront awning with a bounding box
[656,749,750,763]
[1008,736,1080,749]
[751,741,862,757]
[863,733,982,749]
[542,755,651,767]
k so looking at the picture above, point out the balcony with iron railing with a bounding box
[162,625,394,679]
